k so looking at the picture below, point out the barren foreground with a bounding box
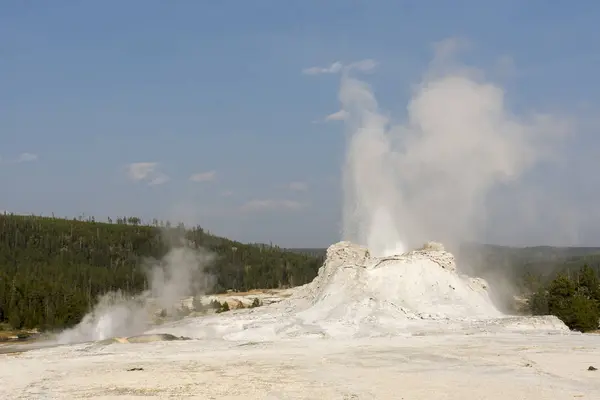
[3,242,599,399]
[1,332,600,399]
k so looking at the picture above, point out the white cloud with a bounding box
[311,109,349,124]
[325,109,349,121]
[17,153,38,162]
[127,162,157,181]
[347,59,378,72]
[288,181,309,191]
[126,162,169,186]
[240,199,304,212]
[189,170,217,182]
[302,59,377,76]
[302,61,343,75]
[221,190,234,197]
[148,173,170,186]
[0,152,38,164]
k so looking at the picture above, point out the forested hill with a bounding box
[458,242,600,289]
[0,214,323,331]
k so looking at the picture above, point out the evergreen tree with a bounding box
[530,265,600,332]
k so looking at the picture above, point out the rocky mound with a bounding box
[294,241,503,331]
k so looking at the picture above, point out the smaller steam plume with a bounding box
[57,236,214,344]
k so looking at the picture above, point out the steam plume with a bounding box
[340,38,569,256]
[57,238,214,344]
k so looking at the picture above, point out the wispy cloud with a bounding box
[325,110,348,121]
[0,152,39,164]
[126,162,169,186]
[148,173,170,186]
[302,61,343,75]
[311,109,349,124]
[288,181,309,191]
[240,199,304,212]
[221,190,234,197]
[347,59,378,72]
[127,162,157,180]
[17,153,38,162]
[189,170,217,182]
[302,59,377,76]
[306,59,378,124]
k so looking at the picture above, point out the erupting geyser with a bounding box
[339,39,566,255]
[255,39,570,337]
[55,40,572,346]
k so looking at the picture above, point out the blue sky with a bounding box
[1,1,599,247]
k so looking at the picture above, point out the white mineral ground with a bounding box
[1,241,599,399]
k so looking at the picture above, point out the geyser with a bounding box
[54,39,573,346]
[339,39,567,255]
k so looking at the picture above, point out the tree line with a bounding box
[0,213,323,331]
[529,264,600,332]
[459,242,600,331]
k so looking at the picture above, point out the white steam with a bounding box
[147,246,215,312]
[340,39,569,256]
[57,242,214,344]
